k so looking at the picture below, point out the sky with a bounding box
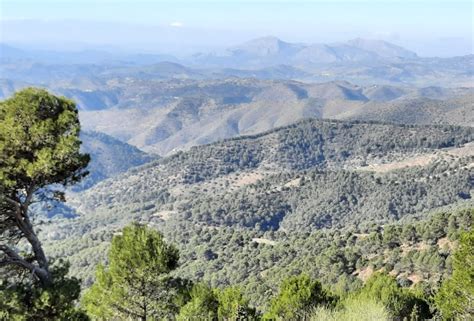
[1,0,473,57]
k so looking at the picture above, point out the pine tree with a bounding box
[0,88,90,319]
[177,283,218,320]
[435,228,474,319]
[263,274,333,320]
[0,88,89,285]
[82,223,189,320]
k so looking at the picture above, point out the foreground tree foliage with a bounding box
[78,213,472,320]
[259,272,433,320]
[177,283,219,320]
[0,261,88,320]
[355,273,431,319]
[435,228,474,319]
[310,297,390,321]
[0,88,89,318]
[0,88,89,283]
[177,284,257,320]
[216,286,257,320]
[82,223,190,320]
[263,274,334,320]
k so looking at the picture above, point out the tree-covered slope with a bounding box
[72,119,472,212]
[167,208,473,310]
[75,80,473,155]
[40,119,474,289]
[77,131,155,190]
[345,93,474,127]
[2,79,471,156]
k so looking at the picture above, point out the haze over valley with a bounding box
[2,35,473,160]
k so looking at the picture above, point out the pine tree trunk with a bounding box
[6,189,52,286]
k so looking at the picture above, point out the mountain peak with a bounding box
[230,36,302,57]
[242,36,285,45]
[346,38,418,58]
[250,35,283,42]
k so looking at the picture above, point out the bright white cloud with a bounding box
[169,21,183,28]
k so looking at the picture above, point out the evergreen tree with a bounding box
[177,285,258,320]
[263,274,333,320]
[357,273,431,319]
[177,283,219,320]
[0,88,89,318]
[0,261,89,321]
[82,223,188,320]
[435,228,474,319]
[216,287,258,320]
[0,88,89,285]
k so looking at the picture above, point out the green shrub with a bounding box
[310,297,389,321]
[0,260,88,321]
[356,273,431,319]
[435,228,474,320]
[263,274,334,320]
[177,283,218,321]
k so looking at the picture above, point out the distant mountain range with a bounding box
[1,37,472,191]
[1,37,473,87]
[189,36,418,68]
[0,43,178,65]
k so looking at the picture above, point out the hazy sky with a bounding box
[1,0,473,56]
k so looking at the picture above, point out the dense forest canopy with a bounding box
[1,87,473,320]
[36,114,473,318]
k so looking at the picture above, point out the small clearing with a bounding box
[152,210,176,221]
[446,142,474,157]
[234,172,265,187]
[354,266,374,282]
[252,238,278,246]
[437,237,456,251]
[357,142,474,173]
[359,154,436,173]
[407,273,423,285]
[284,177,301,188]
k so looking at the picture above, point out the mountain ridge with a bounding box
[190,36,419,68]
[74,79,473,155]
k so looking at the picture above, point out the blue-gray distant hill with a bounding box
[189,36,418,68]
[76,131,156,190]
[1,38,472,87]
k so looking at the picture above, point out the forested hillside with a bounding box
[40,119,473,309]
[75,80,474,155]
[1,58,473,320]
[346,93,474,127]
[77,131,155,190]
[168,208,473,310]
[2,77,472,156]
[2,89,473,319]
